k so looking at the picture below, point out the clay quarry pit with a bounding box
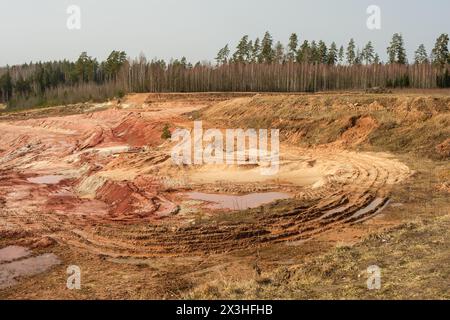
[0,92,449,299]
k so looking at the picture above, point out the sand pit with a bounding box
[0,94,415,263]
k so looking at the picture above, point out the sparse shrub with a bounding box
[161,124,171,140]
[116,90,125,99]
[381,120,398,130]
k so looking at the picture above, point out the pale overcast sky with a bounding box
[0,0,449,66]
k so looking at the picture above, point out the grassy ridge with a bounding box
[198,93,450,160]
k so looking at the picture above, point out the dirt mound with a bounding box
[111,115,163,147]
[78,126,107,150]
[95,177,165,220]
[336,116,378,147]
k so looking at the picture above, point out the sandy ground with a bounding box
[0,92,443,299]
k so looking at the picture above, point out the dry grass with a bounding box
[198,93,450,160]
[187,213,450,300]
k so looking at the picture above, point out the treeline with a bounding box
[1,33,450,110]
[215,32,450,66]
[0,51,127,109]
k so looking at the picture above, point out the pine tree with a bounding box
[274,41,285,64]
[180,57,188,68]
[396,35,407,64]
[317,41,328,64]
[15,75,32,97]
[76,52,99,82]
[260,32,275,63]
[104,51,126,80]
[338,45,345,65]
[252,38,260,63]
[387,38,396,64]
[387,33,407,64]
[287,33,299,61]
[374,53,381,64]
[297,40,310,63]
[414,44,429,64]
[246,40,253,63]
[310,41,319,63]
[233,35,250,63]
[432,34,449,67]
[362,41,375,64]
[327,42,338,65]
[346,39,356,65]
[354,49,363,65]
[0,67,13,102]
[252,38,261,63]
[215,44,230,65]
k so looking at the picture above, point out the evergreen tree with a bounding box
[76,52,98,82]
[103,50,127,80]
[297,40,310,63]
[396,35,407,64]
[215,44,230,65]
[338,45,345,65]
[246,40,253,62]
[414,44,429,64]
[274,41,285,64]
[252,38,261,63]
[354,49,363,65]
[180,57,188,68]
[260,31,275,63]
[387,33,407,64]
[387,39,396,64]
[0,67,13,101]
[327,42,338,65]
[374,53,381,64]
[346,39,356,65]
[287,33,299,61]
[310,41,319,63]
[431,34,449,67]
[14,75,32,96]
[362,41,375,64]
[233,35,250,63]
[317,41,328,64]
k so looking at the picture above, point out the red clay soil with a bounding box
[0,94,412,260]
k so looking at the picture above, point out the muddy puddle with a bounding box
[0,246,61,290]
[0,246,31,263]
[27,175,67,185]
[185,192,292,210]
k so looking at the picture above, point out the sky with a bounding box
[0,0,449,66]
